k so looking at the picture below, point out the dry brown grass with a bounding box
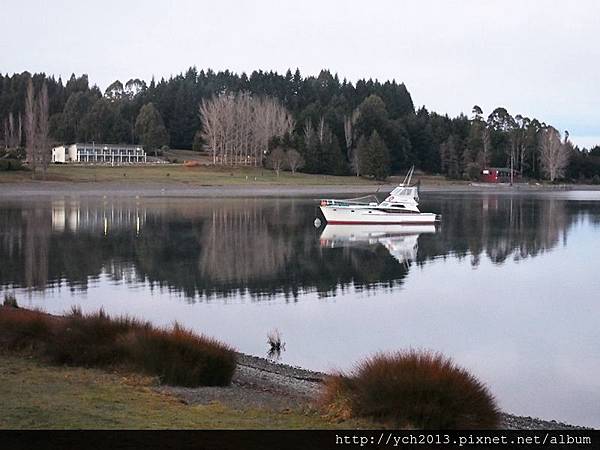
[321,350,500,429]
[0,306,236,387]
[127,323,236,386]
[0,307,55,351]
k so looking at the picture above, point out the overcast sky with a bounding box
[2,0,599,148]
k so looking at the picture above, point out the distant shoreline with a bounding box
[2,181,600,199]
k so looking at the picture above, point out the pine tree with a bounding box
[368,131,390,180]
[358,131,390,180]
[135,103,168,155]
[440,135,460,179]
[356,135,369,177]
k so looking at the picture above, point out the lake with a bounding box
[1,191,599,427]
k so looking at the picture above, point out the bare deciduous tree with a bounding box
[24,79,37,175]
[286,149,304,174]
[17,112,22,148]
[22,79,51,178]
[199,93,294,167]
[8,112,18,148]
[3,111,22,150]
[479,127,492,168]
[539,127,570,182]
[199,94,227,164]
[512,115,530,174]
[36,83,50,178]
[266,147,286,177]
[255,96,294,162]
[344,108,360,175]
[303,118,314,145]
[317,116,325,144]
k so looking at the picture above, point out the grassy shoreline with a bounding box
[0,353,342,429]
[0,164,376,185]
[2,165,598,195]
[0,306,354,429]
[0,164,463,186]
[0,307,589,429]
[3,166,600,203]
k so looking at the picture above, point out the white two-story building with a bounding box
[52,143,146,164]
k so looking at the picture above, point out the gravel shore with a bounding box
[161,352,590,430]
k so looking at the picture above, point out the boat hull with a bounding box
[319,206,438,225]
[320,224,437,239]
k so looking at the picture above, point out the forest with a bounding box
[1,68,599,181]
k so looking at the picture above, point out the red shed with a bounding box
[480,168,518,183]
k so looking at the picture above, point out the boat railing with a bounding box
[320,199,373,207]
[343,194,380,204]
[320,193,379,207]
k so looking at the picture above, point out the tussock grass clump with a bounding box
[322,350,500,429]
[0,307,54,351]
[128,323,236,386]
[0,306,236,387]
[47,308,146,366]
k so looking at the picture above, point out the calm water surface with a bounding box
[1,192,599,427]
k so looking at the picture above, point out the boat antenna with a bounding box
[401,166,414,186]
[400,171,408,186]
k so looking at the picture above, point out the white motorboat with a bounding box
[319,224,436,264]
[318,167,440,225]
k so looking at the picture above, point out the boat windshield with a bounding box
[390,186,418,198]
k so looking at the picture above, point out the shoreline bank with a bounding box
[0,305,590,429]
[226,353,589,431]
[2,181,600,199]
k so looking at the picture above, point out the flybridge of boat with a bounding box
[320,167,418,207]
[318,167,441,224]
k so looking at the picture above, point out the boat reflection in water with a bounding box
[319,224,436,265]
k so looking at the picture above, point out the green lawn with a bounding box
[0,163,459,186]
[0,354,361,429]
[0,164,377,185]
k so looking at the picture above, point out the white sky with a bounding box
[1,0,599,148]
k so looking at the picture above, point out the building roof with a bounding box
[73,143,144,149]
[484,167,519,172]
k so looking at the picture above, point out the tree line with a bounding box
[1,68,599,181]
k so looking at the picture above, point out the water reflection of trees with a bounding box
[0,196,596,299]
[198,203,294,285]
[417,196,574,266]
[129,200,409,298]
